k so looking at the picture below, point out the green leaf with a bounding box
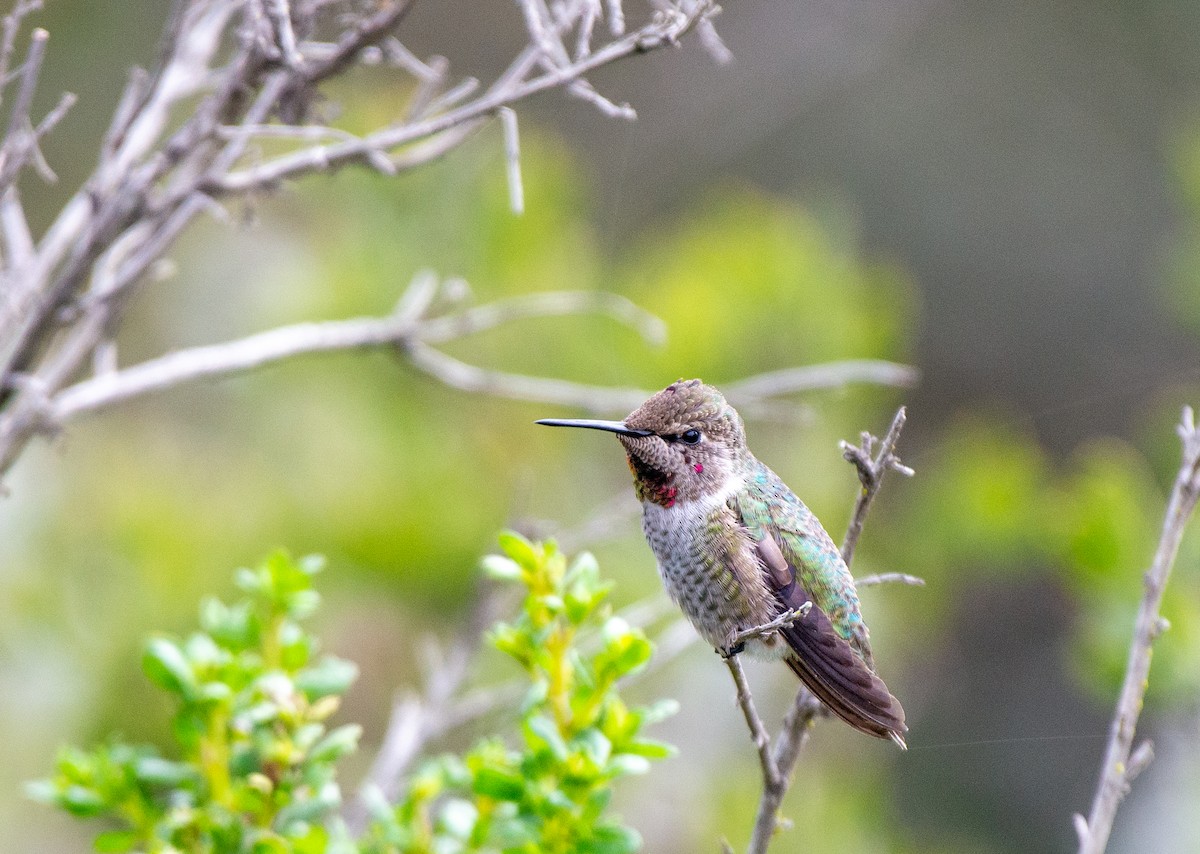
[581,824,642,854]
[308,724,362,763]
[490,623,531,666]
[93,830,139,853]
[59,784,107,816]
[436,798,479,838]
[142,637,195,697]
[134,756,194,786]
[287,589,322,620]
[298,554,327,576]
[563,551,599,586]
[620,739,676,760]
[524,715,569,760]
[605,754,651,777]
[472,767,526,801]
[296,656,358,699]
[498,530,539,571]
[572,729,612,770]
[250,834,290,854]
[481,554,523,581]
[275,781,341,829]
[638,698,680,725]
[595,619,652,679]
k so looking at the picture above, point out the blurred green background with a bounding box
[3,1,1200,852]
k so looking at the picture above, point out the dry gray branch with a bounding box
[0,0,724,486]
[47,268,921,433]
[856,571,925,588]
[1074,405,1200,854]
[726,656,781,791]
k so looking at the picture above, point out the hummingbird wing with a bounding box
[755,533,907,746]
[732,482,908,747]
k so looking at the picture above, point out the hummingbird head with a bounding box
[537,379,747,508]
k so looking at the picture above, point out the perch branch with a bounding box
[738,406,915,854]
[725,656,781,791]
[1074,405,1200,854]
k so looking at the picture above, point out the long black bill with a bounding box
[535,418,654,438]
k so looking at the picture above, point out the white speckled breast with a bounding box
[640,476,779,653]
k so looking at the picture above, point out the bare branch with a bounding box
[297,0,415,85]
[46,271,920,448]
[839,406,912,567]
[0,1,733,484]
[4,25,46,142]
[404,341,652,412]
[51,309,418,421]
[855,571,925,588]
[722,360,920,399]
[210,4,713,194]
[1075,405,1200,854]
[50,282,659,422]
[0,26,54,193]
[416,289,666,346]
[498,107,524,214]
[0,2,42,93]
[725,656,781,790]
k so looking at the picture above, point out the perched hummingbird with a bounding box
[538,379,907,747]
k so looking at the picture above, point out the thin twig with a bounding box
[1074,406,1200,854]
[840,406,913,566]
[725,656,780,789]
[0,26,48,192]
[856,571,925,588]
[722,360,919,399]
[210,4,712,193]
[49,281,672,421]
[499,106,523,214]
[726,604,812,651]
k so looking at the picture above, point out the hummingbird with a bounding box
[538,378,907,747]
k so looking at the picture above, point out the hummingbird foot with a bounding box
[720,603,814,658]
[718,642,746,659]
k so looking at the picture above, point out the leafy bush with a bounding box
[31,534,672,853]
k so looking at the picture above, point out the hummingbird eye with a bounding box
[680,429,702,445]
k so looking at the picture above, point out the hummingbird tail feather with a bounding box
[780,607,907,746]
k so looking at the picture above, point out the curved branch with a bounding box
[723,361,919,399]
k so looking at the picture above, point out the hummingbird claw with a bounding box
[725,604,813,653]
[719,642,746,659]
